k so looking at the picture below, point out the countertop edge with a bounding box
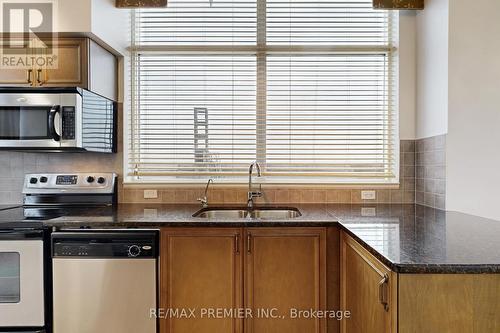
[12,203,499,275]
[337,222,500,274]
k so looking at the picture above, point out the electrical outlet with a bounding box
[361,207,377,217]
[143,208,158,218]
[143,189,158,199]
[361,190,376,200]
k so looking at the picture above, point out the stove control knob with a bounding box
[29,177,38,184]
[97,177,106,184]
[40,176,48,183]
[86,176,95,183]
[128,245,141,257]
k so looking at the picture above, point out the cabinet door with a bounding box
[160,228,243,333]
[340,232,397,333]
[245,228,327,333]
[36,38,88,87]
[0,40,33,86]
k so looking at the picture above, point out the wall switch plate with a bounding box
[361,190,376,200]
[144,189,158,199]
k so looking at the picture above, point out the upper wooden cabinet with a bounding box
[245,228,327,333]
[0,37,117,101]
[36,38,88,88]
[340,232,397,333]
[0,40,35,85]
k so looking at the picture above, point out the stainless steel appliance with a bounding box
[23,172,117,207]
[0,87,116,153]
[0,229,45,332]
[51,231,157,333]
[0,172,119,332]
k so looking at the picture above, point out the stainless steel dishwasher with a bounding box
[51,231,158,333]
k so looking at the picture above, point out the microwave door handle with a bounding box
[49,105,61,142]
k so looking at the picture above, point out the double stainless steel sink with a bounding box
[193,207,302,219]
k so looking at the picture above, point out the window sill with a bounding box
[123,176,400,189]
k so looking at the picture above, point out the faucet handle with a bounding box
[197,196,208,208]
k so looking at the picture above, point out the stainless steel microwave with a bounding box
[0,88,116,153]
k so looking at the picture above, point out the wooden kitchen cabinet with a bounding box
[36,38,88,88]
[0,39,34,86]
[159,227,328,333]
[160,228,243,333]
[245,228,327,333]
[399,274,500,333]
[340,232,397,333]
[340,231,500,333]
[0,37,117,100]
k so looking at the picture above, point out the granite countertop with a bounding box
[3,203,500,274]
[329,204,500,274]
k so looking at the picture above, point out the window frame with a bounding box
[126,1,400,185]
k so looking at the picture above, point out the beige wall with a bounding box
[446,0,500,220]
[55,0,93,32]
[399,12,417,140]
[416,0,449,139]
[413,0,500,219]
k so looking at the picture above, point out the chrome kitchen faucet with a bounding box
[197,178,214,208]
[247,162,263,210]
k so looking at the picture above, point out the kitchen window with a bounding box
[128,0,398,184]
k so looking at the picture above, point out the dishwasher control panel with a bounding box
[52,231,157,258]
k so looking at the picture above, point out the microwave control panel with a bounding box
[62,106,75,140]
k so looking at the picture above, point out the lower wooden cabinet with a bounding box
[245,228,326,333]
[340,232,397,333]
[160,227,327,333]
[160,228,243,333]
[160,228,500,333]
[341,231,500,333]
[399,274,500,333]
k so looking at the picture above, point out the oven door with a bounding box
[0,232,44,328]
[0,93,80,149]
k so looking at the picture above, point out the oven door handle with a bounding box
[49,105,61,142]
[0,229,43,240]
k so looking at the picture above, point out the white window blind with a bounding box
[129,0,397,183]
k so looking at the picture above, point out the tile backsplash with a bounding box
[415,134,446,210]
[0,139,424,206]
